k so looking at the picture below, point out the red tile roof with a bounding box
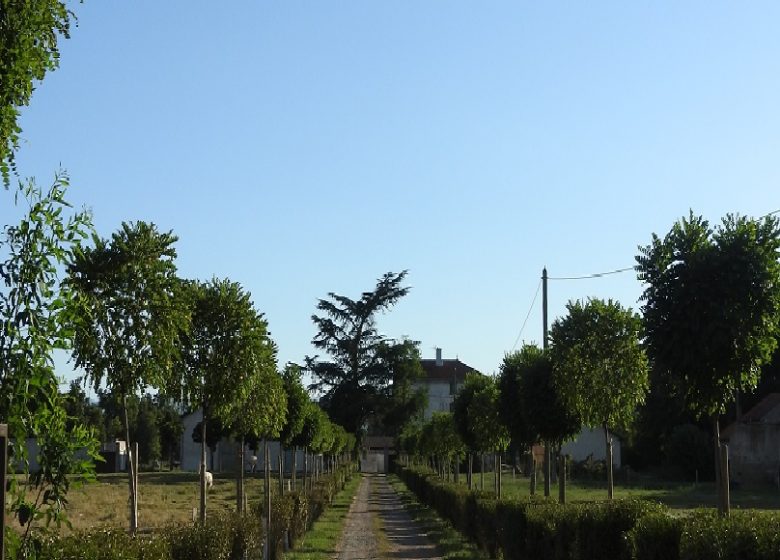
[419,359,477,382]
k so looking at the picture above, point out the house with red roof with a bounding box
[415,348,477,419]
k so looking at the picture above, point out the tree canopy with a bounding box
[501,345,580,447]
[550,298,649,433]
[1,0,76,185]
[550,298,648,499]
[636,212,780,418]
[307,271,418,435]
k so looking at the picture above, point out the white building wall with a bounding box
[414,380,464,419]
[561,427,622,468]
[180,410,304,473]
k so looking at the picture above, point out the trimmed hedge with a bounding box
[12,463,354,560]
[266,462,354,560]
[396,465,780,560]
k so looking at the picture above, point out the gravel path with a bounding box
[335,474,442,560]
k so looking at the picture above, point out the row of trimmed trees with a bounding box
[399,212,780,515]
[65,221,355,532]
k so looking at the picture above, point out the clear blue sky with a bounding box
[5,1,780,382]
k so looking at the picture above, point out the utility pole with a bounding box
[542,267,551,497]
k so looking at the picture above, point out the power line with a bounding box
[546,266,634,281]
[510,278,542,352]
[547,209,780,282]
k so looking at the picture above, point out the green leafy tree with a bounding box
[134,395,161,466]
[550,298,649,500]
[63,380,106,443]
[452,373,485,488]
[636,212,780,511]
[419,412,464,478]
[67,221,188,533]
[501,345,580,502]
[278,363,309,491]
[156,397,183,470]
[467,375,510,496]
[176,278,278,522]
[1,0,76,185]
[374,339,427,437]
[307,271,412,436]
[228,368,286,513]
[0,176,99,554]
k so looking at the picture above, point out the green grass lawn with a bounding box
[283,473,362,560]
[445,469,780,511]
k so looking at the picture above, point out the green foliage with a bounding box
[0,175,99,545]
[637,212,780,418]
[629,512,682,560]
[420,412,465,459]
[68,221,188,399]
[156,398,183,469]
[63,379,106,443]
[397,465,671,560]
[177,278,280,428]
[452,373,487,451]
[679,510,780,560]
[373,339,427,437]
[500,345,580,448]
[0,0,75,185]
[279,363,309,447]
[306,271,414,435]
[663,424,712,479]
[467,375,510,453]
[550,298,649,433]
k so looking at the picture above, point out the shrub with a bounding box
[629,512,681,560]
[680,510,780,560]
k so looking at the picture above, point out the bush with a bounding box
[629,512,681,560]
[396,464,670,560]
[680,510,780,560]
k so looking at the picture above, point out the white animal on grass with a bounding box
[204,470,213,488]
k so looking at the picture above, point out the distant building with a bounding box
[723,393,780,486]
[179,409,303,473]
[561,427,621,468]
[415,348,477,419]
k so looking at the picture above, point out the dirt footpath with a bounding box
[335,474,441,560]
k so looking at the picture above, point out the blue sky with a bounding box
[4,1,780,382]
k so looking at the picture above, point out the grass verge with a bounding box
[283,473,362,560]
[388,474,491,560]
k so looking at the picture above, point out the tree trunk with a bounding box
[558,452,566,504]
[292,446,298,491]
[303,449,308,492]
[264,439,271,528]
[604,423,614,500]
[468,454,473,490]
[530,453,536,496]
[480,454,484,490]
[200,412,207,522]
[279,444,285,495]
[720,443,731,517]
[237,436,245,513]
[496,452,501,499]
[122,398,138,534]
[543,444,551,497]
[713,416,726,514]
